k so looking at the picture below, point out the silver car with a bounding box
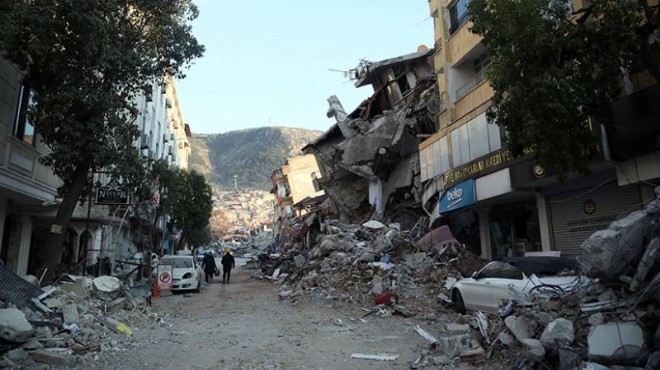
[450,257,587,313]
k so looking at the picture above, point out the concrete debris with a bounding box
[249,186,660,369]
[588,322,647,364]
[504,315,530,343]
[32,349,71,366]
[0,308,33,342]
[520,338,545,361]
[93,276,122,293]
[540,318,575,348]
[350,353,399,361]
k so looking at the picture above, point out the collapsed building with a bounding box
[302,48,440,229]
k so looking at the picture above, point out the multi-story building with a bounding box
[0,57,62,276]
[270,154,325,222]
[421,0,659,259]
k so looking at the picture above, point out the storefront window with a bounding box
[440,209,481,256]
[489,201,541,259]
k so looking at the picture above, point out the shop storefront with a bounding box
[488,201,541,259]
[547,179,642,257]
[438,180,481,255]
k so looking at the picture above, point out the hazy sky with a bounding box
[176,0,433,134]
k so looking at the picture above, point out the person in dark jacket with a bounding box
[201,252,217,284]
[221,249,236,283]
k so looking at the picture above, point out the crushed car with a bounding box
[449,256,588,314]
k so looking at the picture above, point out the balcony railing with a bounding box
[455,69,486,101]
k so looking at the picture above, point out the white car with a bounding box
[156,255,203,292]
[450,257,587,313]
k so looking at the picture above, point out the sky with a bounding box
[176,0,433,134]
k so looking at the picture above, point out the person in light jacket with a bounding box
[221,249,235,283]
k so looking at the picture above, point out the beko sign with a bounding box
[438,179,475,214]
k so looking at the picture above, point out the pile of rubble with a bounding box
[0,273,164,368]
[413,187,660,369]
[257,218,487,316]
[258,187,660,369]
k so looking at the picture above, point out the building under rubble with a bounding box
[303,47,440,229]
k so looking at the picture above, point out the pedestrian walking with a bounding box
[221,249,235,283]
[201,252,217,284]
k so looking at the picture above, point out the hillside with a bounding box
[189,127,323,191]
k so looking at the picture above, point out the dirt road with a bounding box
[82,268,454,370]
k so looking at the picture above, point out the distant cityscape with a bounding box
[210,188,274,241]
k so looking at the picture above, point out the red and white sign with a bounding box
[157,264,173,289]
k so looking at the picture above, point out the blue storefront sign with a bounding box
[438,179,476,214]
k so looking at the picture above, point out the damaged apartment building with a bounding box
[303,47,440,228]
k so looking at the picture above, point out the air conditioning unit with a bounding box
[170,133,175,141]
[165,98,172,109]
[163,134,168,143]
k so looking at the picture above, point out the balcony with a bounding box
[454,79,493,119]
[456,69,486,100]
[447,21,483,65]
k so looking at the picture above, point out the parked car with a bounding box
[449,257,587,314]
[155,255,202,292]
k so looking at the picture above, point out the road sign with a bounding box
[157,264,173,289]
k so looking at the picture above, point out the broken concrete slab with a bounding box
[93,276,121,293]
[588,322,647,364]
[22,340,44,350]
[370,274,383,294]
[362,220,385,230]
[32,349,71,366]
[582,362,611,370]
[350,353,398,361]
[62,304,80,324]
[0,307,34,342]
[294,255,306,269]
[403,253,427,268]
[580,210,651,279]
[540,318,574,348]
[558,349,581,370]
[504,315,530,342]
[520,338,545,361]
[6,348,30,361]
[629,238,660,292]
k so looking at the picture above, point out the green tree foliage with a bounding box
[168,169,213,249]
[469,0,658,177]
[0,0,204,248]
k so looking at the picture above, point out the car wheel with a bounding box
[452,289,466,314]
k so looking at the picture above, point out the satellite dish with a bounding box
[417,44,429,53]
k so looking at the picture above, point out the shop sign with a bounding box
[443,148,535,187]
[439,179,476,214]
[95,178,130,205]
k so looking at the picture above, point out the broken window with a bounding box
[449,0,472,35]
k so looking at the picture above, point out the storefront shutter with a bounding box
[548,181,641,258]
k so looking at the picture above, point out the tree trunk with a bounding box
[44,164,91,267]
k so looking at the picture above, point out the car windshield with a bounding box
[477,261,523,280]
[160,257,193,268]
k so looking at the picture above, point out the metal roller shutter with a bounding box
[548,181,641,258]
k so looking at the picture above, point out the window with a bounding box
[14,86,37,146]
[449,0,472,35]
[476,261,523,280]
[451,113,502,167]
[419,136,450,182]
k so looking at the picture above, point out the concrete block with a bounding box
[0,307,34,342]
[32,349,70,366]
[362,220,385,230]
[558,349,581,370]
[504,315,530,342]
[580,211,651,279]
[370,274,383,294]
[540,318,575,348]
[6,348,30,361]
[588,322,646,363]
[294,255,306,268]
[520,338,545,361]
[62,304,80,324]
[582,362,610,370]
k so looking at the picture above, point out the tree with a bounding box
[168,169,213,249]
[0,1,204,253]
[469,0,658,177]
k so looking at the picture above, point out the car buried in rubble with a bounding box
[449,256,589,314]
